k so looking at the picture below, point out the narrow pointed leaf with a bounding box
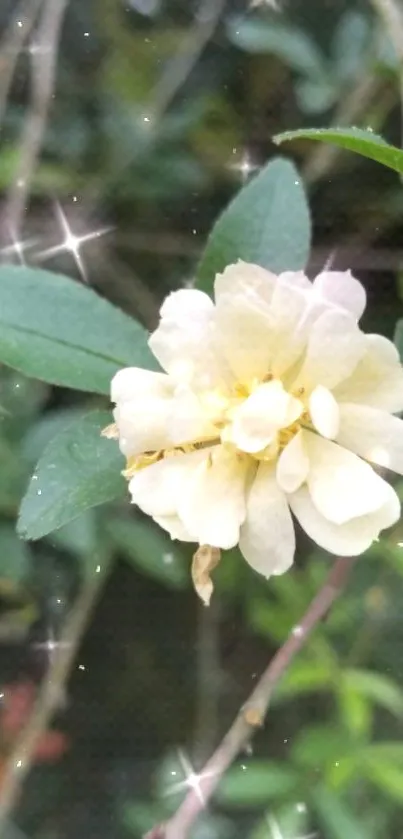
[274,127,403,175]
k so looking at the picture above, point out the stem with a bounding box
[147,555,355,839]
[0,571,104,826]
[5,0,69,237]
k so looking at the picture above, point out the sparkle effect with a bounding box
[228,149,259,182]
[33,627,71,663]
[38,203,112,282]
[0,233,36,265]
[164,749,217,806]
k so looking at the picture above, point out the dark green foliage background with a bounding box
[1,1,403,837]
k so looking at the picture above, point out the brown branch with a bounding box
[0,571,105,825]
[146,555,356,839]
[4,0,69,237]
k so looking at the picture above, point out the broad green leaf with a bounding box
[0,524,31,583]
[332,11,371,82]
[275,659,335,701]
[18,411,126,541]
[344,668,403,718]
[0,266,155,394]
[226,17,325,76]
[197,157,310,294]
[106,516,188,589]
[216,761,298,806]
[312,787,367,839]
[274,127,403,175]
[22,407,89,462]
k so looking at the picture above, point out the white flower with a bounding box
[109,261,403,587]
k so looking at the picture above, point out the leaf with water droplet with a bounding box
[274,126,403,175]
[18,411,126,541]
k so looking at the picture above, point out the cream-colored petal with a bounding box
[294,309,366,392]
[230,381,303,454]
[276,430,309,493]
[129,449,206,517]
[215,284,275,381]
[334,334,403,413]
[309,385,340,439]
[277,270,311,290]
[337,404,403,475]
[214,260,276,306]
[153,515,195,542]
[304,431,391,525]
[113,392,173,458]
[313,270,366,320]
[289,483,400,556]
[111,367,170,404]
[178,447,248,549]
[239,463,295,576]
[268,276,311,377]
[166,386,218,446]
[149,289,229,389]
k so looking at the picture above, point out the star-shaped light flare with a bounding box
[0,232,36,265]
[38,203,113,282]
[228,149,260,183]
[163,749,218,806]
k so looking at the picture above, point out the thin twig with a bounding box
[149,0,227,123]
[370,0,403,145]
[4,0,69,237]
[146,555,356,839]
[0,0,44,129]
[0,571,105,825]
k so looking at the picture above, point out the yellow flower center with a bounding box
[121,377,310,478]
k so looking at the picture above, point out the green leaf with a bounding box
[364,760,403,803]
[292,725,349,770]
[18,411,126,541]
[226,17,325,76]
[0,524,31,583]
[274,127,403,175]
[106,515,188,589]
[22,407,89,463]
[216,761,298,806]
[197,157,310,294]
[344,668,403,718]
[311,786,367,839]
[0,266,156,394]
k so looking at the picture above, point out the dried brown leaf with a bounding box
[192,545,221,606]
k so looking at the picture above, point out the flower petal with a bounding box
[337,403,403,474]
[111,367,170,404]
[239,463,295,576]
[276,430,309,493]
[129,450,206,517]
[304,431,391,525]
[313,270,366,320]
[215,263,309,381]
[289,482,400,556]
[230,381,303,454]
[149,289,229,389]
[334,334,403,413]
[214,260,276,306]
[166,386,218,446]
[294,309,366,392]
[309,385,340,439]
[178,447,249,549]
[113,393,173,457]
[153,515,195,542]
